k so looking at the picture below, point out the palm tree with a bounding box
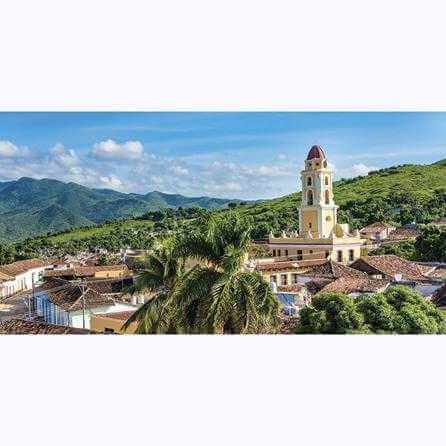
[170,213,280,334]
[122,242,182,334]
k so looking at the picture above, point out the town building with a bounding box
[32,280,136,329]
[90,311,138,334]
[44,264,130,280]
[359,222,396,241]
[267,145,364,264]
[349,255,434,282]
[0,259,47,299]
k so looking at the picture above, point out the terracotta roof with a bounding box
[300,260,366,279]
[350,255,428,281]
[307,145,326,160]
[360,222,395,233]
[45,283,115,311]
[387,227,421,241]
[277,284,304,293]
[257,261,302,272]
[305,278,333,295]
[319,276,390,294]
[0,259,47,277]
[0,271,14,282]
[93,311,135,322]
[0,319,92,334]
[256,258,325,273]
[87,277,134,295]
[431,217,446,225]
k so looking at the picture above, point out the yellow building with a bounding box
[90,311,138,334]
[267,145,364,264]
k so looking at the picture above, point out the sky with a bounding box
[0,112,445,200]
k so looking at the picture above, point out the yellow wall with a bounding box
[90,314,137,334]
[302,210,318,236]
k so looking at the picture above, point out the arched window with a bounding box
[325,176,329,186]
[307,190,314,205]
[307,177,312,186]
[325,190,330,205]
[323,160,328,168]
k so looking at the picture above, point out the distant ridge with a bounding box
[0,177,246,241]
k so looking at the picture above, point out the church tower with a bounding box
[299,145,338,238]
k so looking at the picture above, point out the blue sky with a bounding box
[0,112,445,199]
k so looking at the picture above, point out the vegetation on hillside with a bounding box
[0,159,445,263]
[0,177,243,241]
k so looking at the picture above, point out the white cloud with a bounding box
[276,153,287,160]
[0,140,30,158]
[50,143,79,168]
[351,163,377,176]
[99,175,124,189]
[170,165,189,176]
[91,139,144,160]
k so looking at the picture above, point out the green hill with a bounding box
[6,159,446,259]
[0,177,245,241]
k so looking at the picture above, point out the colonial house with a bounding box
[359,222,396,241]
[90,311,138,334]
[350,255,434,282]
[0,259,47,299]
[44,264,130,280]
[0,318,92,334]
[267,145,364,264]
[32,279,136,329]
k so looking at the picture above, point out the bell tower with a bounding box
[299,145,338,238]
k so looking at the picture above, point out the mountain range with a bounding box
[0,177,244,241]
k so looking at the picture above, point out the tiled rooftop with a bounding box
[0,319,91,334]
[0,259,47,278]
[319,276,390,294]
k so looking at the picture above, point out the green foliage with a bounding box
[414,225,446,262]
[0,243,15,265]
[126,212,280,334]
[370,240,417,261]
[298,285,446,334]
[297,292,367,334]
[0,177,241,242]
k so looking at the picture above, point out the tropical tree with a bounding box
[122,242,183,334]
[170,212,280,334]
[296,292,367,334]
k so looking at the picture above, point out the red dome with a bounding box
[307,145,326,160]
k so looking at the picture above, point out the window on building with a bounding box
[308,222,312,229]
[337,250,343,262]
[307,190,314,205]
[323,160,328,168]
[349,249,354,262]
[270,275,277,283]
[307,177,312,186]
[325,190,330,205]
[278,249,281,257]
[285,249,288,257]
[325,176,329,185]
[292,273,299,284]
[309,250,313,254]
[297,250,303,260]
[280,274,288,286]
[272,249,276,257]
[325,251,330,258]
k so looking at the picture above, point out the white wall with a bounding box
[0,267,45,298]
[70,303,136,329]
